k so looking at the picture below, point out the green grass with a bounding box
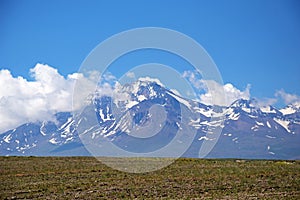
[0,157,299,199]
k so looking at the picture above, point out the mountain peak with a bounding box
[291,102,300,110]
[280,102,300,115]
[137,77,165,87]
[230,98,254,108]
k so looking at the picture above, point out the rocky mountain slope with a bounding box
[1,80,299,159]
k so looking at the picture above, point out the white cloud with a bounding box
[183,70,251,106]
[102,72,117,82]
[275,89,300,105]
[199,81,251,106]
[223,83,251,103]
[254,97,278,107]
[182,70,205,90]
[125,71,135,79]
[0,63,96,133]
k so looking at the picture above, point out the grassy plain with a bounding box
[0,156,299,199]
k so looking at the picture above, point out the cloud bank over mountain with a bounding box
[0,63,299,133]
[0,63,96,133]
[182,70,251,106]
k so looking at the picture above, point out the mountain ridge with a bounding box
[1,80,299,159]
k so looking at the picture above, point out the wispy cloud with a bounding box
[253,97,278,107]
[275,89,300,105]
[125,71,135,79]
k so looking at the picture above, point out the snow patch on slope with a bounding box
[256,121,264,126]
[280,107,296,115]
[266,121,271,128]
[125,101,139,109]
[198,136,214,141]
[274,118,291,133]
[193,107,212,117]
[228,112,240,121]
[261,106,276,114]
[167,92,191,109]
[3,134,12,143]
[49,138,59,145]
[242,107,251,113]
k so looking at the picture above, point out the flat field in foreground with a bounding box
[0,157,299,199]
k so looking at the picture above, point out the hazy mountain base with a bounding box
[1,156,299,199]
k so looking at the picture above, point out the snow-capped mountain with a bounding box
[1,79,299,159]
[209,99,300,159]
[0,112,89,156]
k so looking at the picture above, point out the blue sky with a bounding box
[1,0,300,103]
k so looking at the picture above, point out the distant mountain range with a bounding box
[1,79,300,159]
